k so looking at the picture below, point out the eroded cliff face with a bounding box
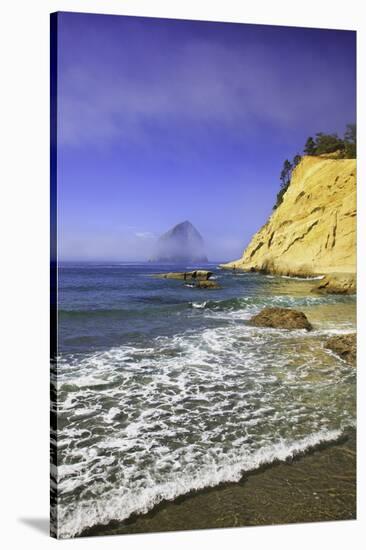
[223,156,356,276]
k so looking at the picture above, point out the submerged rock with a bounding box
[248,307,313,331]
[155,270,213,280]
[325,334,356,365]
[312,273,356,294]
[194,280,220,289]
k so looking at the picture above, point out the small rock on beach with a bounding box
[325,334,356,365]
[248,307,313,331]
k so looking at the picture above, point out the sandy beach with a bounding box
[79,428,356,537]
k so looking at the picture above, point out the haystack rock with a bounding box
[151,221,208,263]
[222,156,356,285]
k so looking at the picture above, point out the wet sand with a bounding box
[80,429,356,537]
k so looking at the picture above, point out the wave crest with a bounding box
[55,428,345,538]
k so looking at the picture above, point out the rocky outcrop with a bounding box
[155,270,213,280]
[312,273,356,294]
[248,307,313,331]
[151,221,208,263]
[222,156,356,281]
[154,270,219,288]
[325,334,356,365]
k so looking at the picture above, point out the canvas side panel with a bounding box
[50,11,59,540]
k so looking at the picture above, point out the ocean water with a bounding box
[51,262,356,538]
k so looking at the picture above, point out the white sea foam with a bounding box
[279,275,325,281]
[318,328,356,336]
[191,301,207,309]
[56,427,345,538]
[103,407,120,424]
[54,304,356,538]
[188,294,354,320]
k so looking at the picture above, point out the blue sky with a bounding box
[56,12,356,261]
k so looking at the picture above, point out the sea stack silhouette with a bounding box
[151,221,208,263]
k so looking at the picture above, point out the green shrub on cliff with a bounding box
[303,123,356,158]
[274,123,356,210]
[280,159,292,188]
[313,132,345,155]
[304,137,316,155]
[292,154,302,167]
[274,185,289,210]
[344,123,356,158]
[274,154,301,210]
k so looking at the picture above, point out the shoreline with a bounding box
[219,267,356,295]
[56,265,356,540]
[78,428,356,538]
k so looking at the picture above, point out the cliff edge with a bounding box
[222,156,356,278]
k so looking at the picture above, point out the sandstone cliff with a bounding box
[223,156,356,277]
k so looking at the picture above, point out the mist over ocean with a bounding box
[51,262,356,538]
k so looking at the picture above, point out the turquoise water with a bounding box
[51,262,356,538]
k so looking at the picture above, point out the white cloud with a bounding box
[58,37,351,148]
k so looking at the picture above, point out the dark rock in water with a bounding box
[150,221,208,263]
[248,307,313,331]
[154,270,219,288]
[195,280,220,289]
[194,270,212,280]
[155,270,212,281]
[325,334,356,365]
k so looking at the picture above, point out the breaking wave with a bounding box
[54,264,356,538]
[189,293,354,313]
[53,319,355,538]
[55,427,348,538]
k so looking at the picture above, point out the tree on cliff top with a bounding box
[280,159,292,187]
[274,157,299,210]
[303,124,356,158]
[313,132,345,155]
[274,123,356,211]
[292,154,302,167]
[304,136,316,155]
[344,123,356,158]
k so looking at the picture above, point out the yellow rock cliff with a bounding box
[223,156,356,278]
